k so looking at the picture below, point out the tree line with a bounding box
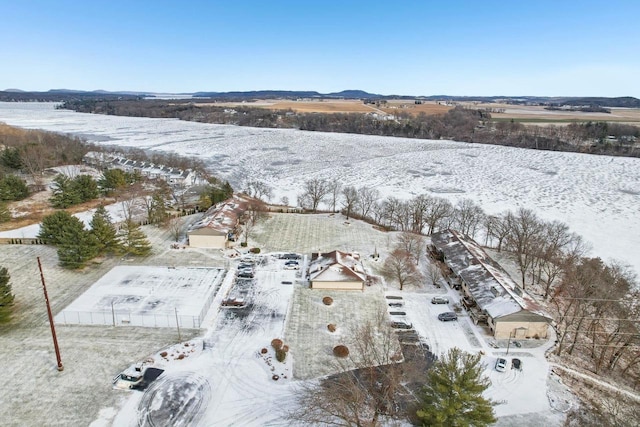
[61,99,640,157]
[289,177,640,387]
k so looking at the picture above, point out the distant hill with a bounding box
[0,89,143,102]
[1,88,638,107]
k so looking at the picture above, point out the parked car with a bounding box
[431,296,449,304]
[388,302,403,308]
[237,271,254,278]
[222,297,245,307]
[281,280,293,285]
[389,311,406,316]
[495,358,508,372]
[437,312,458,321]
[284,262,300,270]
[391,320,413,329]
[512,358,522,371]
[281,253,301,260]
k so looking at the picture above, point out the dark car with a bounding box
[391,321,413,329]
[388,302,403,308]
[438,312,458,321]
[512,358,522,371]
[237,270,254,278]
[389,311,406,316]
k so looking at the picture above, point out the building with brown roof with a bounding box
[308,250,366,290]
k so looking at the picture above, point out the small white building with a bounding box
[308,251,366,290]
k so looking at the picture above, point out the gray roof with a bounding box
[431,230,551,321]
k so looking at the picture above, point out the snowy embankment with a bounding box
[1,102,639,275]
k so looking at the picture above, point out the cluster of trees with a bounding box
[552,258,639,377]
[288,314,496,426]
[197,181,234,210]
[50,174,99,208]
[62,99,640,157]
[288,316,496,427]
[295,177,640,387]
[38,207,151,269]
[0,123,91,185]
[0,267,14,324]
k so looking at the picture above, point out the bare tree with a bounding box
[341,186,359,220]
[381,249,423,290]
[242,202,268,244]
[504,208,544,288]
[168,215,182,242]
[452,198,485,239]
[244,180,273,202]
[426,262,443,287]
[327,179,342,212]
[484,213,510,251]
[356,187,380,219]
[299,178,330,212]
[396,232,425,265]
[409,195,430,233]
[423,196,453,235]
[288,315,414,426]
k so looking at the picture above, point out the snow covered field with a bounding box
[1,102,638,276]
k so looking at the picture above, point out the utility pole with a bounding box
[174,307,182,342]
[38,257,63,371]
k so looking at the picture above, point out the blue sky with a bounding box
[2,0,638,96]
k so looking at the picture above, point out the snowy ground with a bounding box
[0,211,573,425]
[1,102,639,276]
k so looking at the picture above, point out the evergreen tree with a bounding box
[0,174,29,201]
[57,230,99,269]
[50,174,80,208]
[0,147,22,169]
[0,267,14,324]
[99,169,128,194]
[150,192,169,225]
[38,211,85,246]
[119,220,152,256]
[417,347,496,427]
[72,175,99,202]
[89,205,121,255]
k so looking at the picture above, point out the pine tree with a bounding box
[57,230,99,269]
[417,347,496,427]
[39,211,87,245]
[50,174,80,208]
[119,220,152,256]
[150,192,169,225]
[0,267,15,324]
[89,205,121,255]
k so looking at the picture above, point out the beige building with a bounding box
[187,227,228,249]
[187,195,260,249]
[309,251,366,290]
[430,230,552,340]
